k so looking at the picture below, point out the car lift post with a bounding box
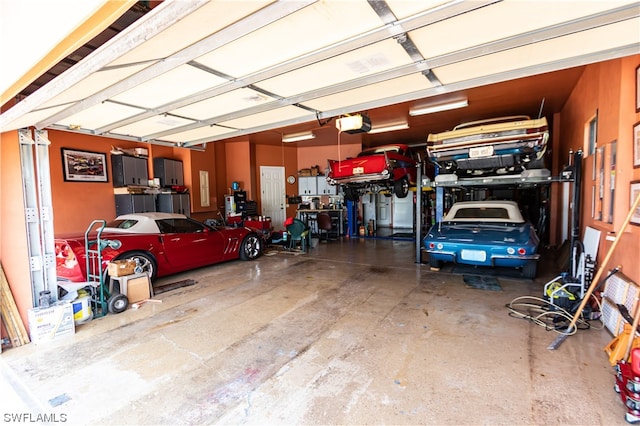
[346,198,358,237]
[415,163,422,263]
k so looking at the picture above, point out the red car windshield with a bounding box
[357,146,405,157]
[106,219,139,229]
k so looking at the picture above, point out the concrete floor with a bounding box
[0,236,628,425]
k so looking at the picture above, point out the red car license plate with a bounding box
[353,166,364,174]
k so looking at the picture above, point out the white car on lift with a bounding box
[427,115,549,177]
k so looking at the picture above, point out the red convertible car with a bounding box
[55,212,263,282]
[327,144,418,201]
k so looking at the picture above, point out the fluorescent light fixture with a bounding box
[368,121,409,134]
[409,98,468,116]
[282,131,315,143]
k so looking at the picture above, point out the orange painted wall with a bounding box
[224,140,253,199]
[48,130,120,234]
[188,145,216,218]
[558,55,640,283]
[0,130,32,332]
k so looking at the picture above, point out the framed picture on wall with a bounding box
[636,64,640,113]
[61,148,108,182]
[631,181,640,226]
[634,121,640,168]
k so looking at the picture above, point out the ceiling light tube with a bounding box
[409,99,468,116]
[368,122,409,134]
[282,131,315,143]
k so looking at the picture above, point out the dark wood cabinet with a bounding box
[115,194,156,216]
[112,155,148,187]
[153,158,184,187]
[156,193,190,216]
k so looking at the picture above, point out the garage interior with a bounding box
[1,1,639,424]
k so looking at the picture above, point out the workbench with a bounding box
[296,208,345,237]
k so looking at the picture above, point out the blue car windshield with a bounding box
[452,207,510,220]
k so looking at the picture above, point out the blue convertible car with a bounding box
[423,201,540,278]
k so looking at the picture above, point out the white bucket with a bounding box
[72,295,92,324]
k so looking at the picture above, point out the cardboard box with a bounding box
[28,302,75,343]
[108,260,136,277]
[127,274,151,303]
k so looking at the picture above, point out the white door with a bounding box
[392,193,414,228]
[362,193,376,224]
[377,194,392,227]
[260,166,286,228]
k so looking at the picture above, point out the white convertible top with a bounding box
[103,212,188,234]
[443,200,524,223]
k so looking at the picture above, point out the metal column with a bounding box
[35,130,57,302]
[415,163,422,263]
[18,128,56,307]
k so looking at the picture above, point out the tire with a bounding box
[107,293,128,314]
[117,251,157,281]
[240,234,262,260]
[429,256,442,269]
[522,262,537,279]
[394,176,409,198]
[344,186,359,202]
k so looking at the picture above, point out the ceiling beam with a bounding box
[34,0,317,131]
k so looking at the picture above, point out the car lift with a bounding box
[416,150,583,266]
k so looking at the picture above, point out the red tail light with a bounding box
[526,125,548,134]
[55,242,78,267]
[517,248,526,255]
[429,242,435,249]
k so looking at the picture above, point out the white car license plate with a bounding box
[353,166,364,174]
[469,145,494,158]
[461,249,486,262]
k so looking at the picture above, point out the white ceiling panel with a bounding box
[170,88,273,121]
[55,101,145,130]
[195,1,381,77]
[218,105,312,129]
[109,1,273,67]
[110,64,227,109]
[5,105,69,132]
[256,39,413,97]
[40,63,151,109]
[434,18,640,85]
[111,114,195,138]
[409,0,637,60]
[385,0,452,20]
[302,73,432,112]
[161,125,238,143]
